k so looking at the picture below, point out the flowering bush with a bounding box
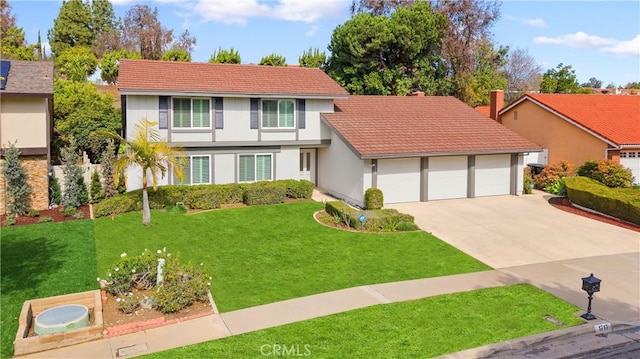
[116,292,140,314]
[533,160,575,190]
[577,159,634,188]
[101,248,211,314]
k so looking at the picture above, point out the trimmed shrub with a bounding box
[523,166,533,194]
[49,172,62,206]
[364,188,384,210]
[396,221,419,231]
[325,201,416,232]
[243,183,286,205]
[565,176,640,225]
[94,180,310,217]
[577,159,634,188]
[534,160,575,189]
[38,216,54,223]
[279,179,314,199]
[90,169,104,203]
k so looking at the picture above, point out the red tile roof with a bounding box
[118,59,349,97]
[502,94,640,146]
[322,96,541,158]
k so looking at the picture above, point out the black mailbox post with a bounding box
[580,273,601,320]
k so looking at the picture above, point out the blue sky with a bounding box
[11,0,640,87]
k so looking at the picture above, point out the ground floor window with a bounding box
[239,154,272,182]
[175,155,210,185]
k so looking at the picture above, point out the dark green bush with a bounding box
[544,178,567,196]
[565,177,640,225]
[90,169,104,203]
[94,180,311,217]
[364,188,384,210]
[27,209,40,217]
[243,184,286,205]
[577,159,634,188]
[325,201,416,232]
[523,166,533,194]
[38,216,54,223]
[396,221,419,231]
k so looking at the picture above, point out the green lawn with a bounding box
[94,202,490,312]
[145,284,584,358]
[0,220,98,359]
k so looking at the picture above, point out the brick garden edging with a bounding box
[100,289,217,339]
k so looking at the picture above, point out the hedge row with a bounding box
[325,201,417,231]
[94,180,314,218]
[564,177,640,226]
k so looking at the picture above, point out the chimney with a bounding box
[411,91,425,97]
[489,90,504,123]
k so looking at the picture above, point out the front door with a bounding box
[300,149,315,184]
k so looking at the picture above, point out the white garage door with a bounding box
[377,158,420,203]
[475,154,511,197]
[428,156,468,200]
[621,152,640,185]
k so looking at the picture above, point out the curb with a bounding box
[436,321,639,358]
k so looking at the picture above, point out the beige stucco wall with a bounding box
[0,97,48,149]
[501,101,608,166]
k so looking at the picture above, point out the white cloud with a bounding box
[533,32,616,48]
[195,0,344,25]
[604,34,640,56]
[523,17,546,28]
[306,25,319,37]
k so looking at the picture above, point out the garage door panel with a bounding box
[428,156,468,200]
[475,154,511,197]
[621,157,640,185]
[377,158,420,203]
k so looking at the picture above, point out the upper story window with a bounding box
[262,100,294,128]
[173,98,211,128]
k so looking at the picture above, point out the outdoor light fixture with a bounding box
[580,273,601,320]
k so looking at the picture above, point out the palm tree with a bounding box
[102,119,185,225]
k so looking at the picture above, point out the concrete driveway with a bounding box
[390,192,640,323]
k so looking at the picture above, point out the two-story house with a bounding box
[118,60,540,206]
[0,60,54,214]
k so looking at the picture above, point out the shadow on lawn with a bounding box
[0,236,66,295]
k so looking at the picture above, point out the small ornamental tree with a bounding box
[577,159,634,188]
[49,172,62,205]
[100,139,118,199]
[1,141,31,215]
[61,138,87,208]
[90,169,104,203]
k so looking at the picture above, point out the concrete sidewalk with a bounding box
[23,270,522,358]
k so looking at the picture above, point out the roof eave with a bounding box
[359,148,543,160]
[118,89,348,99]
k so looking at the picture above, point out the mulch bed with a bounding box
[548,197,640,233]
[0,204,91,227]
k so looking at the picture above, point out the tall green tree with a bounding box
[48,0,94,57]
[99,49,141,84]
[259,53,287,66]
[350,0,415,16]
[54,79,121,162]
[466,42,508,106]
[102,119,185,225]
[327,1,448,95]
[298,48,326,68]
[55,46,98,81]
[0,0,38,60]
[161,47,190,62]
[1,141,31,215]
[540,63,581,94]
[209,47,241,64]
[580,77,603,89]
[90,0,121,58]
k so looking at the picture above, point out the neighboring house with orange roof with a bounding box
[0,60,54,214]
[118,60,540,205]
[493,91,640,184]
